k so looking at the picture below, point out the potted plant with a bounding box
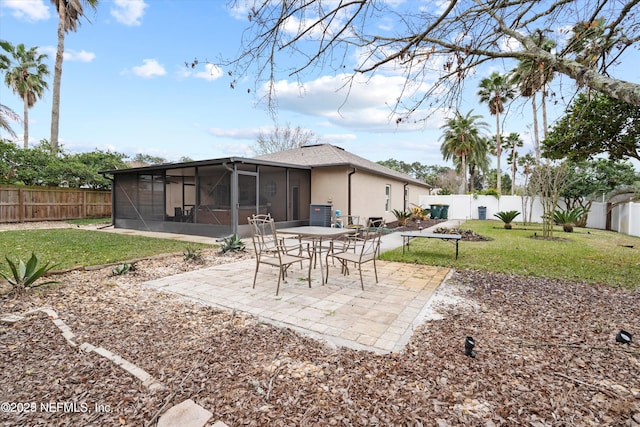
[494,210,520,229]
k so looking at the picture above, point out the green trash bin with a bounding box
[440,205,449,219]
[430,204,442,219]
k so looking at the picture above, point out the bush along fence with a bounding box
[0,185,111,223]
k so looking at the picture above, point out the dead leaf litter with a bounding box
[1,243,639,426]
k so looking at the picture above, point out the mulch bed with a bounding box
[1,244,639,425]
[386,219,447,232]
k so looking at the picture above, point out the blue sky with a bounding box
[0,0,634,171]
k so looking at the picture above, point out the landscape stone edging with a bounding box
[1,307,164,391]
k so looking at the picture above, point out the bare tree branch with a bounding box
[225,0,640,118]
[253,122,319,155]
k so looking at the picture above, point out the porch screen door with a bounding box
[237,172,258,225]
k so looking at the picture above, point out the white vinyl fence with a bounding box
[419,195,640,238]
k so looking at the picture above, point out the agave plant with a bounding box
[554,207,587,232]
[494,210,521,229]
[392,209,411,226]
[183,245,204,263]
[112,262,137,276]
[219,234,245,254]
[0,253,58,297]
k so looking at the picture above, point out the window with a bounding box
[385,185,391,211]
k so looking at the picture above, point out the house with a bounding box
[256,144,432,226]
[100,144,431,238]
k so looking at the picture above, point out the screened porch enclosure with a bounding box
[111,160,311,238]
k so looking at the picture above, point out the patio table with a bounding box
[401,231,461,259]
[277,226,357,283]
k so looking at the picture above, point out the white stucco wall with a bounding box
[311,167,431,225]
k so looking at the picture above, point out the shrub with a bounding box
[392,209,411,226]
[0,253,58,297]
[220,234,245,253]
[494,210,521,229]
[409,205,429,221]
[554,207,588,232]
[474,188,500,198]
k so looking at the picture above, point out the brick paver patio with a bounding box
[142,258,452,353]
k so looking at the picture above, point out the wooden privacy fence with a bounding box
[0,186,111,223]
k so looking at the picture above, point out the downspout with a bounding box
[404,183,409,211]
[348,168,356,215]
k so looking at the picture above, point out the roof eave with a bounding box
[99,156,311,175]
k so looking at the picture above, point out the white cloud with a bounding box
[281,15,328,39]
[1,0,49,21]
[227,3,251,21]
[39,46,95,62]
[65,49,95,62]
[554,25,573,50]
[217,142,254,158]
[207,127,263,140]
[193,63,223,81]
[321,133,357,143]
[179,63,223,81]
[110,0,147,26]
[501,34,522,52]
[268,73,443,132]
[131,59,166,78]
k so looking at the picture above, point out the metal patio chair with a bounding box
[325,224,384,290]
[248,215,312,295]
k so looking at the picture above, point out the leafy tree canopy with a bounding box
[486,170,512,195]
[131,153,168,166]
[377,159,451,187]
[0,139,127,190]
[563,158,639,205]
[542,92,640,162]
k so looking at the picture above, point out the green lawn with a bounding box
[2,220,638,290]
[0,228,213,272]
[381,220,640,290]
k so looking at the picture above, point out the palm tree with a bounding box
[440,110,489,193]
[565,18,608,70]
[509,32,556,162]
[518,153,536,187]
[466,136,491,191]
[478,72,516,194]
[50,0,99,150]
[0,104,21,138]
[504,132,524,195]
[518,152,537,224]
[0,41,50,148]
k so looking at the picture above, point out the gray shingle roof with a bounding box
[255,144,430,188]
